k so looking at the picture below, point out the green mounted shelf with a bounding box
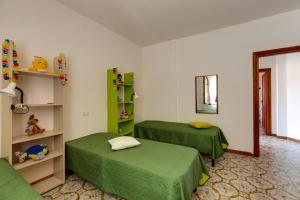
[118,118,134,123]
[118,101,133,104]
[107,67,135,136]
[118,130,133,136]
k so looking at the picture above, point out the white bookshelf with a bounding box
[1,69,65,194]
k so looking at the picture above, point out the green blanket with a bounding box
[135,120,228,159]
[66,133,209,200]
[0,158,42,200]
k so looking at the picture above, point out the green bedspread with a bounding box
[66,133,209,200]
[0,158,42,200]
[135,120,228,159]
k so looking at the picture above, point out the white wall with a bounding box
[286,53,300,140]
[142,9,300,153]
[259,56,278,134]
[0,0,142,156]
[142,41,178,121]
[276,55,288,137]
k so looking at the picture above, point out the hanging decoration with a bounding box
[54,53,68,86]
[2,39,10,80]
[2,39,20,82]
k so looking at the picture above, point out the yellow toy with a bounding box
[29,56,49,73]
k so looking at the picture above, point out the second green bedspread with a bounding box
[135,120,228,159]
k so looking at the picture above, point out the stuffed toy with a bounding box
[25,114,45,136]
[120,110,129,119]
[15,144,49,163]
[29,56,48,72]
[15,151,27,163]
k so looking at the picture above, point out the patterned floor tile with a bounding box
[44,136,300,200]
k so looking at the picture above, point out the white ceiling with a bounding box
[58,0,300,46]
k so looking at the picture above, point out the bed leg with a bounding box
[211,159,215,167]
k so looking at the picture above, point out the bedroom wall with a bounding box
[142,9,300,153]
[0,0,142,156]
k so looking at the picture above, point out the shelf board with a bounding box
[27,103,63,107]
[13,151,63,170]
[12,130,63,144]
[32,176,64,194]
[118,101,133,104]
[118,118,134,123]
[117,83,133,87]
[18,68,60,78]
[118,130,133,136]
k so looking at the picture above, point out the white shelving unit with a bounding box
[1,69,65,194]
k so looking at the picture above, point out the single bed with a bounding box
[0,158,42,200]
[66,133,209,200]
[134,120,229,166]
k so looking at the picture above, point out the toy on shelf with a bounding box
[29,56,49,73]
[117,73,123,84]
[112,67,118,88]
[2,39,20,82]
[54,53,68,86]
[25,114,45,136]
[112,67,117,75]
[15,151,27,163]
[120,110,129,120]
[15,144,49,163]
[117,74,123,91]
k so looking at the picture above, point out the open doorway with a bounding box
[258,68,271,136]
[253,45,300,157]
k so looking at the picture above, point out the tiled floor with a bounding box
[43,136,300,200]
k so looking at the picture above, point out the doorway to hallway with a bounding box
[258,68,271,136]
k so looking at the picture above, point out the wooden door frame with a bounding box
[259,68,272,135]
[253,45,300,157]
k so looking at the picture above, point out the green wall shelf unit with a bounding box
[107,67,135,136]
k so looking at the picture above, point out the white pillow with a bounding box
[108,136,141,150]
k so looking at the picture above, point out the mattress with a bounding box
[135,120,228,159]
[0,158,42,200]
[66,133,209,200]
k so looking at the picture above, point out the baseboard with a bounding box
[226,149,253,156]
[270,133,300,143]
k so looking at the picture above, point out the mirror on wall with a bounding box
[195,75,218,114]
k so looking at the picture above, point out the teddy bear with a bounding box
[29,56,49,73]
[25,114,45,136]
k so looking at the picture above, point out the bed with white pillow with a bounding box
[66,132,209,200]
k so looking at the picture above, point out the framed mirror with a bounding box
[195,75,218,114]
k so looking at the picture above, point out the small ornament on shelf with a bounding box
[117,73,123,84]
[113,67,118,75]
[113,78,117,88]
[120,110,129,120]
[112,68,118,89]
[54,53,68,86]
